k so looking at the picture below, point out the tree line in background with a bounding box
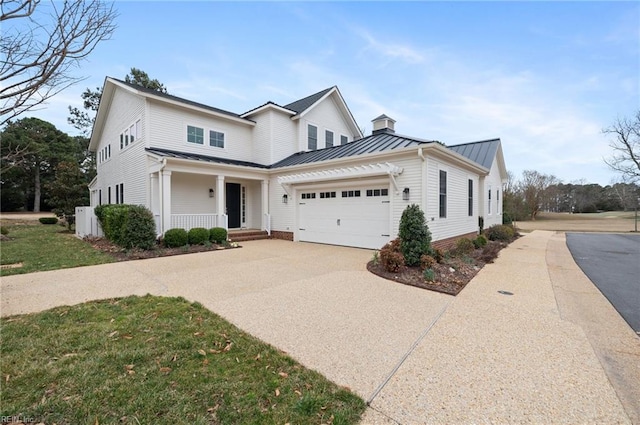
[503,170,640,222]
[0,68,167,220]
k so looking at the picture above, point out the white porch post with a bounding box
[261,179,269,231]
[150,172,160,234]
[216,175,225,228]
[161,170,172,234]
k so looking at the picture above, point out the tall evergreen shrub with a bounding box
[398,204,432,267]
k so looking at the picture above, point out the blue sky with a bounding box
[19,1,640,185]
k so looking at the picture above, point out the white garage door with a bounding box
[298,185,390,249]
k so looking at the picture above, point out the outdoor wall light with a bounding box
[402,187,410,201]
[282,194,288,204]
[209,188,214,198]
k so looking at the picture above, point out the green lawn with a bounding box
[0,221,114,276]
[1,295,366,424]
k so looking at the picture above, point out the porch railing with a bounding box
[170,214,218,231]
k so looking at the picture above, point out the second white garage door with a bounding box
[298,185,390,249]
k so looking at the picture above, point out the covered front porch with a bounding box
[148,154,271,236]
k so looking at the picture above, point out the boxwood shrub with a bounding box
[483,224,515,242]
[209,227,227,244]
[39,217,58,225]
[188,227,210,245]
[164,228,188,248]
[94,204,156,249]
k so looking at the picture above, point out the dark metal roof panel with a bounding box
[271,130,434,168]
[283,87,334,114]
[112,78,252,122]
[146,148,270,169]
[448,139,500,169]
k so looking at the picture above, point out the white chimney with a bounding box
[371,114,396,135]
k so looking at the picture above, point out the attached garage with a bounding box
[297,184,391,249]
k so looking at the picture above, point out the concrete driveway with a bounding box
[0,240,452,402]
[1,234,636,424]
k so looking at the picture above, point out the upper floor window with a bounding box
[98,144,111,163]
[439,170,447,218]
[307,124,317,150]
[341,135,348,145]
[120,120,140,150]
[187,125,204,145]
[209,130,224,148]
[325,130,334,148]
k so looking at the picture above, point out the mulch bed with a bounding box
[85,237,239,261]
[367,240,510,296]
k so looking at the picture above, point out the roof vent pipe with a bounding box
[371,114,395,135]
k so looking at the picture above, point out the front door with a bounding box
[226,183,241,228]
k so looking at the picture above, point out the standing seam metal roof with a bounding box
[447,139,500,169]
[271,130,434,168]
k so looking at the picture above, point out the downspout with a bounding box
[418,147,426,162]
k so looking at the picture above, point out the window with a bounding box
[98,189,102,205]
[114,183,124,204]
[120,120,141,150]
[241,186,246,223]
[439,170,447,218]
[497,190,500,214]
[319,191,336,199]
[468,179,473,216]
[325,130,333,148]
[187,125,204,144]
[340,135,348,145]
[124,128,130,147]
[301,193,316,199]
[209,130,224,148]
[341,190,361,198]
[488,187,492,214]
[307,124,317,150]
[108,186,112,204]
[115,184,119,204]
[366,188,388,197]
[120,134,124,149]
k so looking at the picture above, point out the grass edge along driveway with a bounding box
[0,295,366,424]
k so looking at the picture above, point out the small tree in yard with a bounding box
[46,161,89,230]
[399,204,432,267]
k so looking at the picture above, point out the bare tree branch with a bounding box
[603,111,640,183]
[0,0,117,125]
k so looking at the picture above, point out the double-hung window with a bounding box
[488,187,492,214]
[439,170,447,218]
[325,130,334,148]
[307,124,317,150]
[187,125,204,144]
[209,130,224,148]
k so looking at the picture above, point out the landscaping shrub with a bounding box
[423,268,436,282]
[39,217,58,225]
[164,228,188,248]
[209,227,227,244]
[479,242,503,263]
[94,204,129,244]
[94,204,156,249]
[120,205,157,250]
[453,238,475,256]
[473,234,488,248]
[0,226,8,235]
[380,238,405,272]
[420,254,436,270]
[484,224,515,242]
[432,247,444,264]
[188,227,210,245]
[398,204,432,267]
[502,212,514,225]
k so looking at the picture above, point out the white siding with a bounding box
[170,172,217,215]
[387,155,424,239]
[298,95,356,151]
[95,89,146,206]
[249,109,297,165]
[269,175,294,232]
[147,100,254,162]
[483,159,504,228]
[423,157,479,242]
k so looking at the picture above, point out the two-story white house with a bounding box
[81,77,507,250]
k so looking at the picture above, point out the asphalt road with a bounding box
[566,233,640,334]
